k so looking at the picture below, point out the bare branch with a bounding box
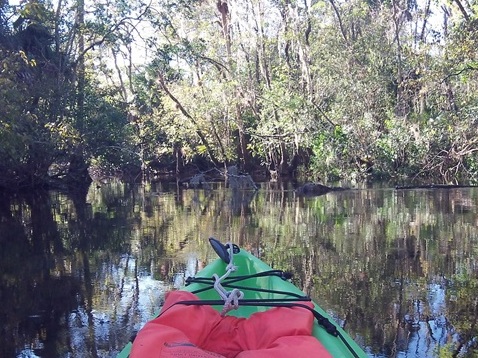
[453,0,470,21]
[328,0,348,43]
[441,64,478,83]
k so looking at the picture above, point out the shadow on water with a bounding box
[0,183,477,357]
[0,190,80,357]
[0,185,174,357]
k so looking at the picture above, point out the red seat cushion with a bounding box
[130,291,332,358]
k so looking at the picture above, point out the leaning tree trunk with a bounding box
[157,74,220,167]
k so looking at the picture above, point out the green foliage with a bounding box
[0,0,83,188]
[310,126,348,181]
[251,75,315,171]
[84,87,136,170]
[435,344,455,358]
[0,48,59,186]
[3,0,478,187]
[373,118,426,178]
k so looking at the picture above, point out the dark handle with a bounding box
[209,237,240,263]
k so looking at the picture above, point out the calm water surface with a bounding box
[1,182,477,357]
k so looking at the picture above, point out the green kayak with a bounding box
[118,238,367,358]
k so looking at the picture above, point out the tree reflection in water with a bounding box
[0,183,477,357]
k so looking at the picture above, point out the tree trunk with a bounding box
[67,153,92,187]
[76,0,85,129]
[217,0,252,171]
[68,0,91,187]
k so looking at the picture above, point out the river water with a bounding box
[1,181,477,357]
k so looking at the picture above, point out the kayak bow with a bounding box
[118,238,367,358]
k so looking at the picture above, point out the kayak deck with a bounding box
[118,239,367,357]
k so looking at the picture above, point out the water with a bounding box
[0,182,477,357]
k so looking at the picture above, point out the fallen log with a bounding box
[296,182,349,196]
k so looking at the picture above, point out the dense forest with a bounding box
[1,0,478,190]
